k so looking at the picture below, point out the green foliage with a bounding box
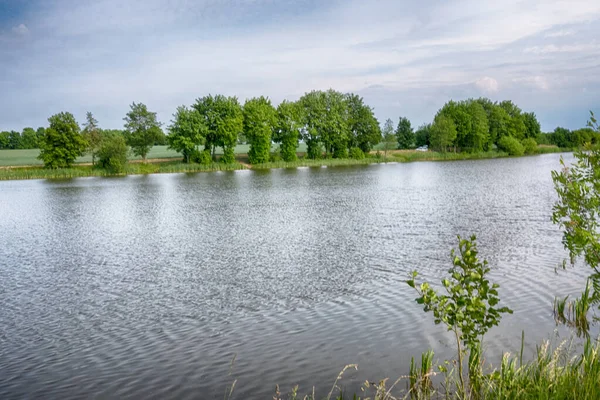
[523,112,541,139]
[551,127,573,148]
[38,112,87,168]
[349,147,364,160]
[97,133,128,173]
[345,93,381,153]
[382,118,396,157]
[0,131,9,149]
[193,94,243,163]
[414,124,431,147]
[497,136,525,156]
[407,235,513,396]
[82,111,102,165]
[20,127,41,149]
[499,100,527,140]
[167,105,206,163]
[244,96,277,164]
[521,137,538,155]
[430,115,456,152]
[396,117,414,149]
[274,100,301,162]
[552,115,600,326]
[123,102,163,161]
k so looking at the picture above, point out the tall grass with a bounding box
[252,157,387,169]
[270,338,600,400]
[0,162,246,181]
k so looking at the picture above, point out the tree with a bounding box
[38,112,87,168]
[167,106,206,163]
[499,100,527,140]
[382,118,396,157]
[523,112,541,139]
[8,130,22,149]
[297,90,326,159]
[274,100,301,162]
[396,117,414,149]
[243,96,277,164]
[551,127,572,148]
[193,95,243,163]
[20,127,39,149]
[0,131,9,149]
[430,115,457,152]
[82,112,102,165]
[123,102,162,162]
[322,89,349,158]
[345,93,381,154]
[465,100,489,152]
[497,136,524,156]
[415,124,431,147]
[552,111,600,333]
[97,132,128,173]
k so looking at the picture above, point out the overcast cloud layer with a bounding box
[0,0,599,131]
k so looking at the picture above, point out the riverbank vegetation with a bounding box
[1,91,596,178]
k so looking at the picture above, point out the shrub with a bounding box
[97,134,128,173]
[269,152,282,162]
[497,136,525,156]
[521,138,538,154]
[193,149,212,165]
[349,147,365,160]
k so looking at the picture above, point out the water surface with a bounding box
[0,154,589,398]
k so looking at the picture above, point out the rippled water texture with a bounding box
[0,154,592,398]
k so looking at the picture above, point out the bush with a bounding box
[497,136,525,156]
[97,134,128,173]
[269,152,281,162]
[349,147,365,160]
[521,138,538,154]
[193,149,213,165]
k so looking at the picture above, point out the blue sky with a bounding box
[0,0,599,132]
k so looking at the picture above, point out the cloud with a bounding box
[475,77,499,93]
[0,0,599,131]
[11,24,29,36]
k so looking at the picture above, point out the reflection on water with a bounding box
[0,154,591,399]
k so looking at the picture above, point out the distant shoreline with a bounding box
[0,146,571,181]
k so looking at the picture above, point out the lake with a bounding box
[0,153,590,399]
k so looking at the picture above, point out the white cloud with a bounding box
[514,76,550,90]
[545,29,575,38]
[11,24,29,36]
[475,77,499,93]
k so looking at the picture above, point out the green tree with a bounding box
[396,116,414,149]
[430,115,457,152]
[322,89,349,158]
[82,112,102,165]
[244,96,277,164]
[498,136,525,156]
[523,112,541,139]
[297,90,326,159]
[167,106,206,163]
[465,100,489,152]
[552,112,600,332]
[21,127,39,149]
[382,118,396,157]
[345,93,381,153]
[0,131,9,149]
[38,112,87,168]
[406,236,512,397]
[123,102,162,162]
[521,137,538,155]
[415,124,431,147]
[499,100,527,140]
[551,127,572,148]
[97,132,128,173]
[274,100,301,162]
[8,130,22,149]
[193,95,243,163]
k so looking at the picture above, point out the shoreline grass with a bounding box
[0,146,573,181]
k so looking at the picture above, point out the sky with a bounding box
[0,0,599,132]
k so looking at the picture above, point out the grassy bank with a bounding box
[0,145,573,181]
[268,337,600,400]
[0,161,246,180]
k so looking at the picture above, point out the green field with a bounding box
[0,144,313,166]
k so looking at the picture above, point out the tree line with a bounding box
[3,91,596,171]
